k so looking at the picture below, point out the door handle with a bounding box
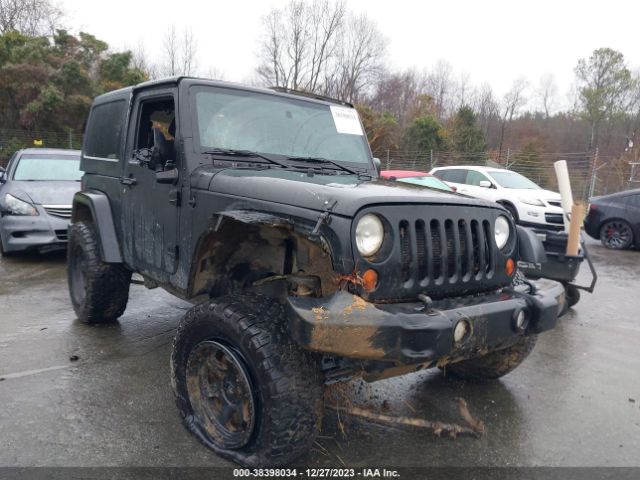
[121,176,137,186]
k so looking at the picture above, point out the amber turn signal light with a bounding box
[361,269,378,291]
[505,258,515,277]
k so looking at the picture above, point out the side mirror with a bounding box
[479,180,492,188]
[0,167,5,183]
[372,157,381,174]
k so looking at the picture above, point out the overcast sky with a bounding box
[63,0,639,110]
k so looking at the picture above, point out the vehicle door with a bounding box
[437,169,468,192]
[121,89,181,276]
[624,193,640,236]
[461,170,495,200]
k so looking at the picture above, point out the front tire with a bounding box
[171,293,323,467]
[67,221,131,323]
[444,335,538,380]
[565,285,580,308]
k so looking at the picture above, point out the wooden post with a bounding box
[566,203,585,256]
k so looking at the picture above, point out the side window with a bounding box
[84,100,126,159]
[441,169,468,184]
[466,170,489,186]
[135,97,176,159]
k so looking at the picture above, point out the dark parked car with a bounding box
[0,148,81,255]
[585,189,640,250]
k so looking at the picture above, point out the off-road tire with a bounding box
[67,221,131,323]
[171,293,324,467]
[565,285,580,308]
[445,335,538,380]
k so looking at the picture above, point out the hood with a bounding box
[194,167,502,217]
[2,180,80,205]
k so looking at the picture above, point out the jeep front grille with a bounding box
[354,205,509,302]
[399,218,494,284]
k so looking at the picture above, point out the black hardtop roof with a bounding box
[92,76,354,108]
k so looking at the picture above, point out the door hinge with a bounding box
[169,189,181,206]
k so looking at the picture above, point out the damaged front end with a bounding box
[286,278,564,381]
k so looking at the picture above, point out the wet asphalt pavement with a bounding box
[0,238,639,469]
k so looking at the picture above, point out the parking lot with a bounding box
[0,238,639,469]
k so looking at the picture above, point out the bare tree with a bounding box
[159,25,198,77]
[454,71,472,111]
[131,41,156,79]
[473,82,499,137]
[536,73,558,119]
[498,78,528,157]
[180,28,197,76]
[256,0,345,92]
[425,60,453,120]
[325,12,386,103]
[205,66,226,81]
[0,0,63,36]
[161,25,179,77]
[305,0,345,92]
[370,68,424,126]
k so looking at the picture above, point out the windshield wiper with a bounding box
[204,148,289,169]
[286,156,360,175]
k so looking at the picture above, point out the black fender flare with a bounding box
[516,226,547,265]
[71,190,123,263]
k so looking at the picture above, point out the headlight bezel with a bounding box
[355,213,385,257]
[3,193,38,216]
[519,196,545,207]
[494,215,512,251]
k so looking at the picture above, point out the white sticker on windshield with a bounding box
[330,105,364,135]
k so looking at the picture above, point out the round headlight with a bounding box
[494,215,511,250]
[356,214,384,257]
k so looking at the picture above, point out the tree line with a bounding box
[1,0,639,185]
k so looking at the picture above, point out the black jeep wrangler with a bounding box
[68,77,564,466]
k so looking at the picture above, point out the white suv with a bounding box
[430,166,564,229]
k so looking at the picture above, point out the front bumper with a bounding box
[0,206,69,253]
[517,204,564,230]
[287,278,565,364]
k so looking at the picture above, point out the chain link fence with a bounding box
[373,149,633,200]
[0,129,83,167]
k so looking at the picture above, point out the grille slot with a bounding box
[399,220,411,282]
[411,216,493,286]
[55,229,68,241]
[44,205,72,219]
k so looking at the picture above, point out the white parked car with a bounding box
[430,166,564,229]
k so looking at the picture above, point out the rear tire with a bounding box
[600,220,633,250]
[444,335,538,380]
[171,293,323,467]
[67,221,131,323]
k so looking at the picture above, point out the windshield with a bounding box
[397,176,453,192]
[13,155,82,181]
[192,86,372,165]
[489,171,541,189]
